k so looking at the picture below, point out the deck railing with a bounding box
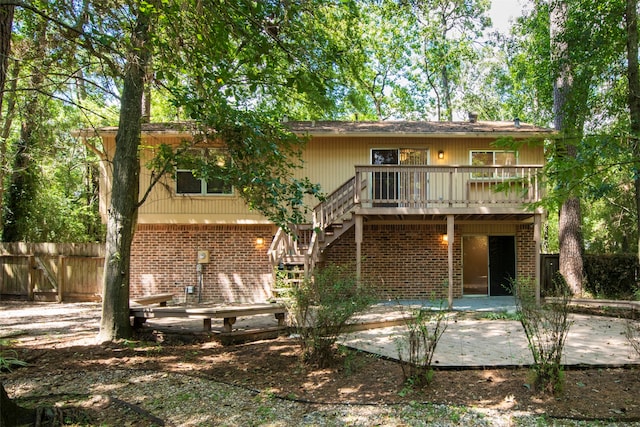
[354,165,543,209]
[269,164,544,277]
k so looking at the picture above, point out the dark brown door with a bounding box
[489,236,516,296]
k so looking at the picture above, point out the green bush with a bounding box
[512,274,572,394]
[625,314,640,357]
[395,301,448,387]
[287,263,374,368]
[584,254,639,299]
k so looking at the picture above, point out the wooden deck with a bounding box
[129,302,287,332]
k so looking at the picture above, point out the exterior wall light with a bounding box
[438,150,445,159]
[441,234,448,243]
[256,237,265,246]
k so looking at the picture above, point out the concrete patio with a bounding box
[342,297,640,368]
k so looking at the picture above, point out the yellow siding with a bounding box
[297,136,543,201]
[98,132,545,225]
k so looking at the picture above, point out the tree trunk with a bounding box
[558,196,583,291]
[625,0,640,264]
[0,4,13,113]
[441,66,452,122]
[0,381,34,426]
[98,6,152,342]
[0,5,14,240]
[551,0,584,295]
[141,62,152,123]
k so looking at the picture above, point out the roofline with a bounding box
[71,128,195,139]
[73,120,556,139]
[293,130,553,139]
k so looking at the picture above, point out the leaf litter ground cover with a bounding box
[1,301,640,426]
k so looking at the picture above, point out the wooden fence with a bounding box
[0,243,105,302]
[0,244,566,303]
[541,253,560,294]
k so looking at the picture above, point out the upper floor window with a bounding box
[470,150,517,178]
[470,150,516,166]
[176,148,233,195]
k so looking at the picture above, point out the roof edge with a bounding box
[75,120,555,138]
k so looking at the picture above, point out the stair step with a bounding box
[281,256,305,264]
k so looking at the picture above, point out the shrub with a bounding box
[395,300,448,387]
[625,310,640,357]
[584,254,639,299]
[287,263,374,367]
[512,274,572,394]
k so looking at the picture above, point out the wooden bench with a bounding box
[129,302,286,332]
[130,293,174,307]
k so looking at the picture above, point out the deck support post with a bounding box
[534,213,542,306]
[447,214,454,310]
[355,215,363,282]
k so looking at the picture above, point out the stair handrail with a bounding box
[268,227,297,265]
[305,227,319,277]
[303,176,367,276]
[313,176,365,231]
[271,175,368,276]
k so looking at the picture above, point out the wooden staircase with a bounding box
[268,176,366,290]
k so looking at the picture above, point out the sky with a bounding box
[489,0,527,33]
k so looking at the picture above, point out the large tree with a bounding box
[3,0,353,341]
[338,0,414,119]
[404,0,491,121]
[96,0,352,340]
[97,1,154,342]
[625,0,640,264]
[0,4,12,110]
[0,3,14,241]
[498,0,630,290]
[551,0,585,295]
[2,13,48,242]
[0,2,110,243]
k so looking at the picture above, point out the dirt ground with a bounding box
[1,301,640,426]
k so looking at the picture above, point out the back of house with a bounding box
[92,119,552,305]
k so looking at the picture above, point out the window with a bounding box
[176,148,233,195]
[471,150,516,166]
[470,150,517,178]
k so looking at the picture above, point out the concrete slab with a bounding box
[129,297,640,368]
[342,312,640,368]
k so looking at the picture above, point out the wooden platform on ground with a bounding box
[130,293,174,307]
[129,302,287,333]
[545,297,640,310]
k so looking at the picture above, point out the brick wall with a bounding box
[322,224,463,300]
[516,224,536,282]
[129,222,538,303]
[130,224,274,303]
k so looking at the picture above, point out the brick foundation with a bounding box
[516,224,537,281]
[130,224,274,303]
[322,224,463,300]
[322,222,538,300]
[129,222,538,303]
